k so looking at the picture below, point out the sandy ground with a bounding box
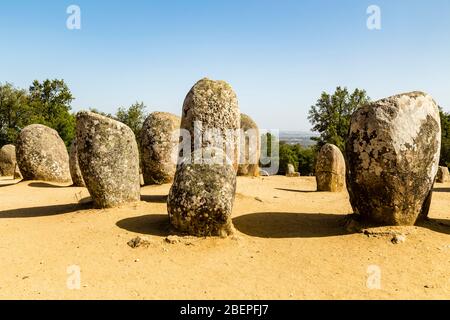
[0,175,449,300]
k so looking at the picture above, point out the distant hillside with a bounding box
[279,131,319,147]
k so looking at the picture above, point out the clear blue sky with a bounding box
[1,0,449,131]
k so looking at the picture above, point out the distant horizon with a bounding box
[1,0,449,131]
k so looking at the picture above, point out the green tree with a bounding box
[279,142,298,174]
[28,79,76,146]
[439,107,450,167]
[115,102,147,139]
[0,83,30,146]
[308,87,370,151]
[297,146,316,175]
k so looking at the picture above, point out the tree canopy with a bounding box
[308,87,370,151]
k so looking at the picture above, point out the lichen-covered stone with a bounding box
[16,124,72,183]
[141,112,180,185]
[76,111,140,208]
[316,144,345,192]
[69,138,85,187]
[346,92,441,226]
[181,78,240,170]
[436,166,450,183]
[0,144,19,176]
[238,114,260,177]
[167,147,236,237]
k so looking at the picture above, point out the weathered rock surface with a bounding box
[238,114,260,177]
[316,144,345,192]
[141,112,180,185]
[69,138,85,187]
[436,166,449,183]
[167,147,236,237]
[76,111,140,208]
[16,124,72,183]
[180,78,240,170]
[0,144,19,176]
[346,92,441,225]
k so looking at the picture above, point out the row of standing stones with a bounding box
[0,79,447,235]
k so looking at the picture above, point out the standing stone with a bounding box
[167,147,236,237]
[436,166,450,183]
[69,138,85,187]
[141,112,180,185]
[180,78,240,170]
[0,144,19,177]
[238,114,260,177]
[315,144,345,192]
[286,163,300,177]
[76,111,140,208]
[16,124,72,183]
[346,92,441,226]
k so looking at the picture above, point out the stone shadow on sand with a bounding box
[140,195,168,203]
[233,212,349,238]
[116,214,171,237]
[433,187,450,193]
[275,188,317,194]
[417,218,450,235]
[28,182,72,188]
[0,203,92,218]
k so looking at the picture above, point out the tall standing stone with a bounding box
[436,166,449,183]
[286,163,300,177]
[16,124,72,183]
[180,78,240,170]
[238,114,260,177]
[141,112,180,185]
[315,144,345,192]
[76,111,140,208]
[69,138,85,187]
[0,144,19,176]
[167,147,236,237]
[346,92,441,225]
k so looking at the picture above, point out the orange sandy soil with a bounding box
[0,175,449,300]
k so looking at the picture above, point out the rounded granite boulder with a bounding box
[0,144,19,176]
[16,124,72,183]
[140,112,180,185]
[180,78,240,170]
[167,147,237,237]
[69,138,85,187]
[76,111,140,208]
[346,92,441,225]
[237,114,260,177]
[315,144,345,192]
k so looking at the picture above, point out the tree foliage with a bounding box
[308,87,370,151]
[115,102,147,139]
[439,107,450,167]
[278,142,316,175]
[0,83,30,146]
